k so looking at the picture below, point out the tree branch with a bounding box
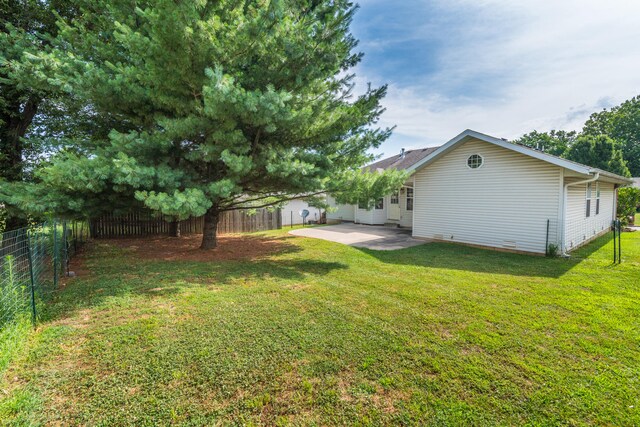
[220,190,326,211]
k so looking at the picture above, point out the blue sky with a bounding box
[350,0,640,157]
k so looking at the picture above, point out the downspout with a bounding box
[411,175,415,232]
[560,172,599,256]
[612,183,620,228]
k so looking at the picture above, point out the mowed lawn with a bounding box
[1,229,639,426]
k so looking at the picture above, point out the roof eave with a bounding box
[589,169,634,185]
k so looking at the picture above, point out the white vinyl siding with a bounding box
[355,202,386,225]
[326,196,354,222]
[564,180,615,251]
[352,197,386,225]
[355,207,372,224]
[412,138,562,254]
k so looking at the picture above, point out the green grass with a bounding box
[1,230,639,426]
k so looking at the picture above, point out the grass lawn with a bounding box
[1,229,639,425]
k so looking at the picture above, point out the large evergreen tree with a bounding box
[0,0,77,230]
[19,0,404,248]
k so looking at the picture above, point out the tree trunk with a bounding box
[3,215,27,233]
[1,96,39,231]
[169,219,181,237]
[200,207,220,249]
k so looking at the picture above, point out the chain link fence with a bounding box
[0,220,88,370]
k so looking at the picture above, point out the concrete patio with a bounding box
[288,223,425,250]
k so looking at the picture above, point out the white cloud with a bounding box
[356,0,640,155]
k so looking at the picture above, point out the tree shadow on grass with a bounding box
[103,233,305,262]
[357,233,614,278]
[45,234,348,322]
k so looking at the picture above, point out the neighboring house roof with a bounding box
[366,146,439,172]
[406,129,633,185]
[632,177,640,188]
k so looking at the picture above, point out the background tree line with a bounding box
[514,97,640,222]
[514,96,640,178]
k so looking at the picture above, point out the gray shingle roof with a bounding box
[366,147,440,172]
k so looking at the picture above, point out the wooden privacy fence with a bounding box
[90,209,282,238]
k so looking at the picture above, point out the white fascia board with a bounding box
[589,169,633,185]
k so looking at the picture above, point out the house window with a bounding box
[406,188,414,211]
[467,154,483,169]
[375,198,384,210]
[595,182,600,215]
[390,192,399,204]
[586,183,592,217]
[358,200,368,210]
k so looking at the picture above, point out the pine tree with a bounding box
[18,0,405,248]
[0,0,77,231]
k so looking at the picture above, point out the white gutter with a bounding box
[560,172,599,256]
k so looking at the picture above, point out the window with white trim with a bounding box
[595,182,600,215]
[406,188,414,211]
[358,200,368,210]
[375,198,384,210]
[586,183,592,217]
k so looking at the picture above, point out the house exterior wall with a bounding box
[326,193,413,227]
[326,196,386,225]
[412,138,563,254]
[563,180,615,251]
[281,199,323,226]
[354,207,372,224]
[355,202,386,225]
[326,196,355,222]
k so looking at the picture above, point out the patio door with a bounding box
[388,192,400,220]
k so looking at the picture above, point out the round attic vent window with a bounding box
[467,154,483,169]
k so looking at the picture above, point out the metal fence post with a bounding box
[26,232,37,327]
[73,221,78,253]
[617,219,622,263]
[53,220,58,287]
[62,220,68,276]
[613,220,617,263]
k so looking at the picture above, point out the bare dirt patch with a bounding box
[100,234,300,262]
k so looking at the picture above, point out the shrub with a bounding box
[617,187,640,225]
